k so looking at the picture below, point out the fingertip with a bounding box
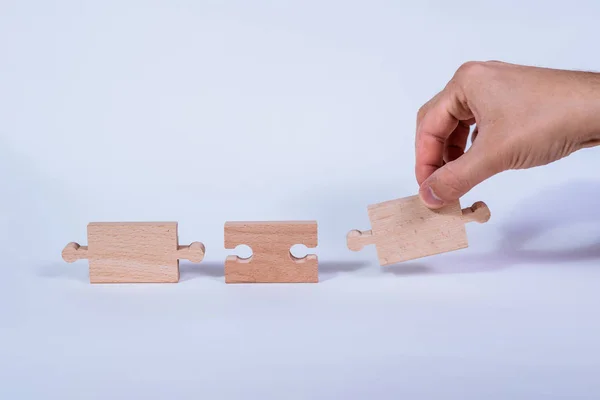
[418,183,445,209]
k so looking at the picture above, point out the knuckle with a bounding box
[454,61,488,82]
[417,104,428,122]
[417,91,443,126]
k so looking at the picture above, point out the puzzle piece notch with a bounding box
[227,243,315,263]
[62,222,205,283]
[224,221,318,283]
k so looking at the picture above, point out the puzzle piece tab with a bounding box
[346,195,490,265]
[224,221,318,283]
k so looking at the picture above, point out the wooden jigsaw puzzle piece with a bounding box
[62,222,205,283]
[224,221,318,283]
[346,196,490,265]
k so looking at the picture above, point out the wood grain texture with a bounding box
[347,195,490,266]
[224,221,318,283]
[62,222,205,283]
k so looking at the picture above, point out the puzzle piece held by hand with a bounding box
[346,195,490,265]
[62,222,205,283]
[224,221,318,283]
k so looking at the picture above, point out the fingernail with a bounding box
[420,185,444,207]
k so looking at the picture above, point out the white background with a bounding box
[2,0,600,398]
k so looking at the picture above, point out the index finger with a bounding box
[415,84,473,185]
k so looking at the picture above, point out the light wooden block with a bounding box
[62,222,205,283]
[346,195,490,265]
[224,221,318,283]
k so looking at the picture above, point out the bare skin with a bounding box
[416,60,600,209]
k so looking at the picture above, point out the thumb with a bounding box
[418,148,497,209]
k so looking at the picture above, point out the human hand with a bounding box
[415,60,600,208]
